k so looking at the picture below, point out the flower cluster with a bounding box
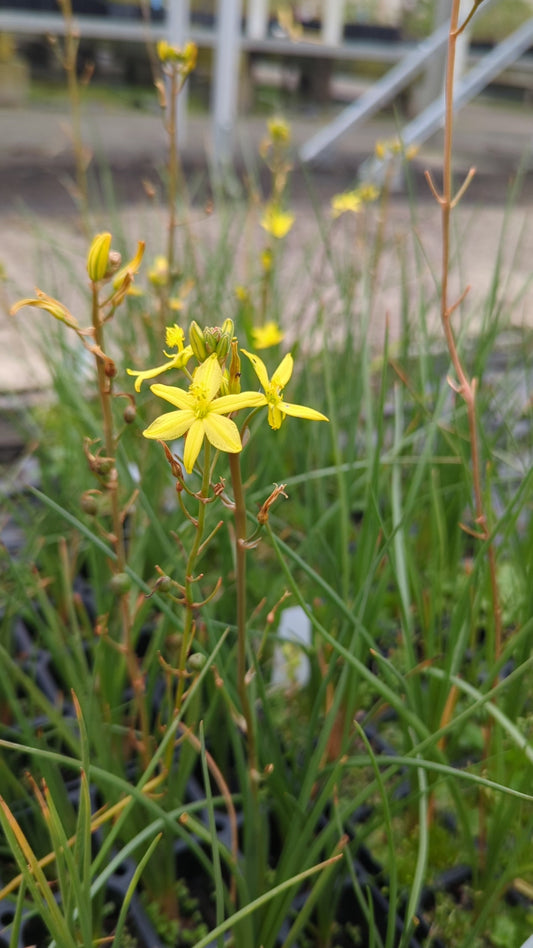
[157,39,198,76]
[129,319,328,473]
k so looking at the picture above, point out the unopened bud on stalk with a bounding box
[228,340,241,394]
[87,232,112,282]
[203,327,220,356]
[189,320,207,361]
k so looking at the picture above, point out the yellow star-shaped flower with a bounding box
[241,350,329,430]
[251,321,284,350]
[143,354,266,472]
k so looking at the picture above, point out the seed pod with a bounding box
[80,491,98,516]
[157,575,173,592]
[187,652,207,672]
[109,572,131,595]
[123,404,136,424]
[104,358,117,379]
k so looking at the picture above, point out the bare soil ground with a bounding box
[1,97,532,400]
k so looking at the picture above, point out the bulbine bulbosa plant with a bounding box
[8,230,329,925]
[12,228,328,733]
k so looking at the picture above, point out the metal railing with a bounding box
[1,1,532,170]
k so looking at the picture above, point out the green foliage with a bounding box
[472,0,533,41]
[2,10,533,948]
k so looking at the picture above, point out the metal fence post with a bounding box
[322,0,345,47]
[212,0,243,168]
[167,0,190,142]
[246,0,269,40]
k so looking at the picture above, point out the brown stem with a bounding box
[432,0,502,862]
[161,64,185,329]
[172,441,212,725]
[91,284,150,765]
[228,452,258,786]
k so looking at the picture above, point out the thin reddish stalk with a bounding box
[427,0,503,862]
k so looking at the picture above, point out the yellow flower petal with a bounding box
[240,350,270,390]
[127,347,193,391]
[203,414,242,454]
[193,353,223,401]
[11,292,78,328]
[112,241,145,290]
[183,418,205,473]
[281,402,329,422]
[143,409,195,441]
[127,362,174,393]
[211,392,266,414]
[149,383,194,410]
[272,353,293,389]
[268,404,285,430]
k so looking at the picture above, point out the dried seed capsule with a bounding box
[80,491,98,516]
[123,404,136,424]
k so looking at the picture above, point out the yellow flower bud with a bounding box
[87,232,112,283]
[215,331,231,361]
[189,320,207,361]
[267,116,291,146]
[228,339,241,394]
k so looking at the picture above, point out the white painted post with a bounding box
[455,0,474,87]
[167,0,190,141]
[412,0,473,112]
[322,0,345,46]
[246,0,269,39]
[212,0,243,168]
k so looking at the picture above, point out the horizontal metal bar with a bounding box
[0,10,414,61]
[299,20,452,163]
